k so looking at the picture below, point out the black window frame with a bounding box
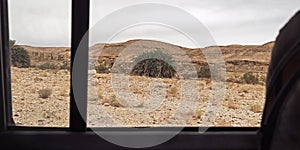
[0,0,260,149]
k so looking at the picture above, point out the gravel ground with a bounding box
[11,67,265,127]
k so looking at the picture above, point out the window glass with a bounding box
[9,0,71,127]
[87,0,300,127]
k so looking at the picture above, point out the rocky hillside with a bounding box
[93,40,273,74]
[21,40,273,76]
[20,45,70,67]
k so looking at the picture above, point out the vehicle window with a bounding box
[87,0,300,127]
[7,0,300,128]
[9,0,71,127]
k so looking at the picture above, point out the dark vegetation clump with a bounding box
[131,50,177,78]
[241,72,260,84]
[10,40,31,68]
[95,65,109,73]
[59,62,70,70]
[37,63,57,70]
[38,88,52,99]
[197,63,211,78]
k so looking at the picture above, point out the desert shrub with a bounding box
[59,62,70,70]
[197,63,226,81]
[131,50,177,78]
[10,42,31,68]
[241,72,259,84]
[38,88,52,99]
[194,110,202,119]
[168,86,177,96]
[95,64,109,73]
[226,95,238,109]
[59,87,69,97]
[250,103,262,113]
[9,40,16,49]
[37,63,57,70]
[197,63,211,78]
[108,95,122,107]
[99,94,123,107]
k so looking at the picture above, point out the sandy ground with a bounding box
[11,67,265,127]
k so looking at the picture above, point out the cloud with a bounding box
[8,0,71,46]
[8,0,300,47]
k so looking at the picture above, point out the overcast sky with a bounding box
[8,0,300,48]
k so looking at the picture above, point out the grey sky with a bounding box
[8,0,300,48]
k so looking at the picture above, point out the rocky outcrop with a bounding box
[92,40,273,74]
[20,45,70,67]
[21,40,273,75]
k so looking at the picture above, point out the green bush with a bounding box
[10,40,31,68]
[37,63,57,70]
[241,72,260,84]
[131,49,177,78]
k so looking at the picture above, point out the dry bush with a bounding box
[168,85,178,97]
[11,43,31,68]
[95,64,110,74]
[131,50,177,78]
[250,103,262,113]
[108,95,123,107]
[226,95,238,109]
[59,87,69,97]
[38,88,52,99]
[197,63,210,78]
[241,72,260,84]
[194,110,202,119]
[226,77,236,83]
[40,72,48,77]
[59,62,70,70]
[37,63,58,70]
[33,77,43,82]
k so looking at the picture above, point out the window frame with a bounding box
[0,0,260,149]
[70,0,89,132]
[0,0,13,131]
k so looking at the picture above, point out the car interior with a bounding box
[0,0,299,150]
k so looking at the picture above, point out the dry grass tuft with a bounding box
[99,94,123,107]
[108,95,123,107]
[168,85,178,97]
[226,95,238,109]
[38,88,52,99]
[194,110,202,119]
[240,72,260,84]
[250,103,262,113]
[59,86,69,97]
[33,77,43,82]
[40,72,48,77]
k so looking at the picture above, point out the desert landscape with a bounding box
[11,39,273,127]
